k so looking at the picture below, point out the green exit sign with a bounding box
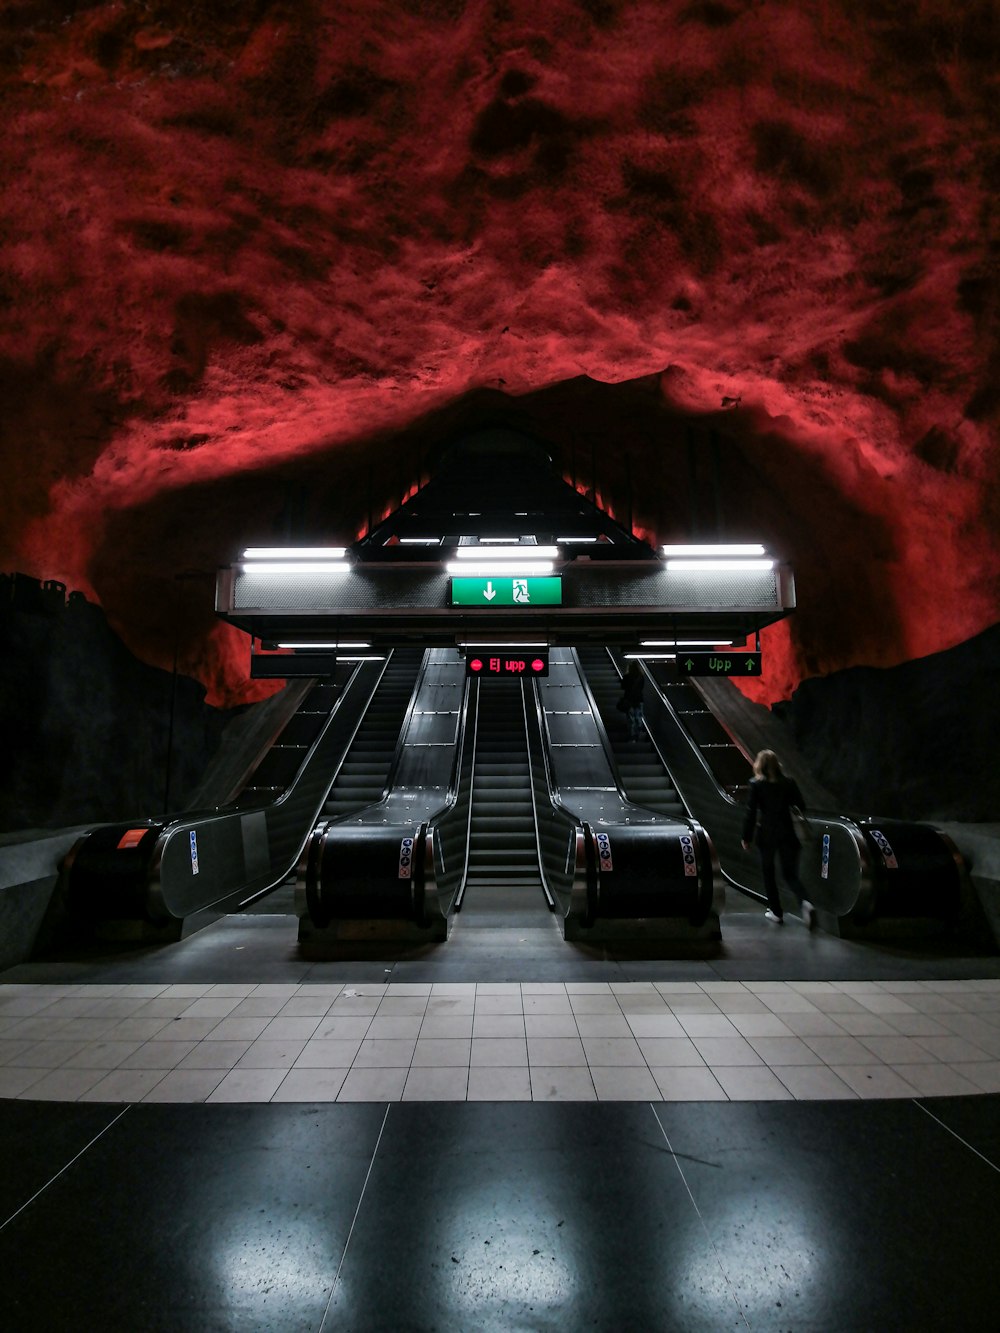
[450,576,562,607]
[679,652,762,676]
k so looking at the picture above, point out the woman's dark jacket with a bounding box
[742,776,804,847]
[622,672,645,706]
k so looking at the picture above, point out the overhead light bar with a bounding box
[398,538,441,545]
[661,544,766,557]
[666,559,774,572]
[276,642,370,649]
[453,545,560,560]
[558,536,598,543]
[624,653,677,660]
[242,547,348,559]
[241,562,352,574]
[459,641,548,648]
[336,655,386,662]
[445,560,555,577]
[641,640,734,647]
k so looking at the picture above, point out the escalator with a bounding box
[457,678,548,921]
[576,647,686,817]
[233,677,350,809]
[320,648,424,820]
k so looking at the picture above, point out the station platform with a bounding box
[2,887,998,1330]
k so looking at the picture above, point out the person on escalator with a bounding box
[621,660,645,741]
[740,749,815,928]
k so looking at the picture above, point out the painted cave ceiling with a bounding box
[1,0,998,705]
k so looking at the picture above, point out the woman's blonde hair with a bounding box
[753,749,783,782]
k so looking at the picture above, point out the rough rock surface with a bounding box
[1,1,998,711]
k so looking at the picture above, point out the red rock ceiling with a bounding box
[1,0,998,706]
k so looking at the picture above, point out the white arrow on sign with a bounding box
[483,581,496,601]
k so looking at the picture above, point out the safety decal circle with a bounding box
[398,836,414,880]
[596,831,613,873]
[679,833,697,877]
[869,829,899,869]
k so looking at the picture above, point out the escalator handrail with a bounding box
[147,657,390,920]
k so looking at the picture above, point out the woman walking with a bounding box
[741,749,815,928]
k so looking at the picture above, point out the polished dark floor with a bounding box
[1,1095,998,1331]
[3,889,999,1331]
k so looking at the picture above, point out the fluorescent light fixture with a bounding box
[240,562,351,574]
[398,538,441,545]
[661,544,766,557]
[558,536,598,543]
[666,559,774,572]
[453,545,560,560]
[277,642,370,649]
[446,561,555,577]
[459,641,548,648]
[640,639,734,647]
[336,654,386,662]
[478,537,520,544]
[242,547,348,559]
[624,652,676,660]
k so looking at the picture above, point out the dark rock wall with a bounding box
[773,622,1000,822]
[0,577,241,832]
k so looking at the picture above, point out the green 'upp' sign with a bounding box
[450,577,562,606]
[679,653,762,676]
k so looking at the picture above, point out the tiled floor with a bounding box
[4,977,1000,1103]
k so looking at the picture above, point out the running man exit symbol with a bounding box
[513,579,529,603]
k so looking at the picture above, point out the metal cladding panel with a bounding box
[233,569,452,611]
[231,563,783,614]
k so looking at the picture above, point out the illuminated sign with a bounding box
[451,577,562,606]
[678,653,762,677]
[466,653,549,678]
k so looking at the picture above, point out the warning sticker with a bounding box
[189,829,199,875]
[596,831,613,873]
[117,828,147,850]
[821,833,830,880]
[398,836,414,880]
[679,833,697,877]
[869,829,898,869]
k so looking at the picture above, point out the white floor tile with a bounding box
[650,1066,728,1100]
[527,1037,587,1066]
[829,1065,919,1098]
[591,1066,660,1100]
[774,1066,858,1100]
[916,1035,992,1063]
[179,997,244,1019]
[529,1067,597,1101]
[236,1039,307,1069]
[313,1016,374,1041]
[691,1037,762,1066]
[831,1013,897,1037]
[474,994,523,1015]
[364,1016,423,1039]
[894,1063,983,1097]
[411,1038,472,1067]
[337,1067,407,1101]
[713,1066,793,1100]
[568,995,622,1014]
[402,1067,468,1100]
[293,1039,363,1068]
[522,995,572,1015]
[271,1068,349,1101]
[142,1069,226,1102]
[728,1014,795,1038]
[206,1068,289,1102]
[625,1014,687,1039]
[472,1015,526,1038]
[950,1062,1000,1092]
[467,1066,532,1100]
[63,1040,145,1069]
[120,1041,197,1070]
[802,1035,881,1065]
[179,1040,253,1069]
[470,1038,528,1067]
[260,1016,324,1040]
[574,1014,633,1038]
[376,997,430,1017]
[580,1037,645,1067]
[858,1035,936,1064]
[676,1013,739,1038]
[745,1036,822,1066]
[524,1015,578,1038]
[203,1016,273,1042]
[419,1015,473,1039]
[19,1067,107,1100]
[352,1038,418,1068]
[0,1066,48,1097]
[79,1068,169,1102]
[635,1038,705,1067]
